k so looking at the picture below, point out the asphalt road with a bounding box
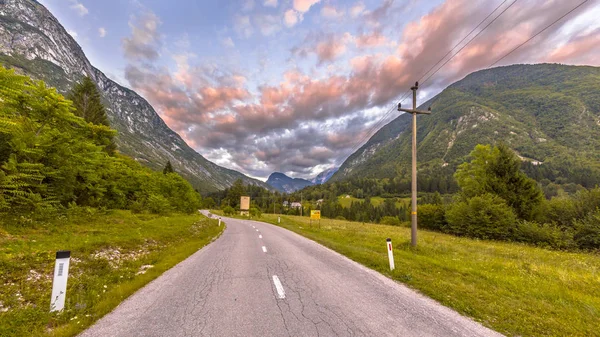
[80,212,503,337]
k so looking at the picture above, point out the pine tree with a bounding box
[68,76,116,154]
[163,160,174,174]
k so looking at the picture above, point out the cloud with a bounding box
[222,37,235,48]
[122,12,162,61]
[234,15,254,38]
[354,30,389,48]
[350,2,366,18]
[98,27,107,38]
[120,0,600,179]
[256,14,282,36]
[67,29,78,38]
[293,0,321,13]
[321,5,343,19]
[292,32,352,65]
[284,9,302,28]
[264,0,278,8]
[69,1,88,16]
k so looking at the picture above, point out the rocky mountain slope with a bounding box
[266,172,314,193]
[0,0,269,192]
[332,64,600,187]
[311,167,338,185]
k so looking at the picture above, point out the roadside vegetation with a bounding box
[250,213,599,337]
[0,210,224,336]
[0,67,223,336]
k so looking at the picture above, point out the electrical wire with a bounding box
[343,0,518,158]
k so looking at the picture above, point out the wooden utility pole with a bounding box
[398,82,431,247]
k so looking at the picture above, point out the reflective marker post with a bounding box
[218,217,222,226]
[50,250,71,312]
[386,238,395,271]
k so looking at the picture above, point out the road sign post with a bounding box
[50,250,71,312]
[386,238,395,271]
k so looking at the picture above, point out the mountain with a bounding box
[332,64,600,187]
[0,0,269,192]
[266,172,314,193]
[310,167,339,184]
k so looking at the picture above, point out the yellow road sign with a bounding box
[310,210,321,219]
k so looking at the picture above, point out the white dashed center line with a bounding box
[259,235,262,239]
[262,246,267,253]
[272,275,285,299]
[256,229,259,232]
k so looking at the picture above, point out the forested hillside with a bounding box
[333,64,600,192]
[0,67,200,214]
[0,0,269,192]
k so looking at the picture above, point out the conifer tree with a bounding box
[68,76,116,153]
[163,160,174,174]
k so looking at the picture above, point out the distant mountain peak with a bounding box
[266,172,314,193]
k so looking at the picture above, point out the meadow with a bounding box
[0,210,224,337]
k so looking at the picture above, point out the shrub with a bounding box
[513,221,574,250]
[380,216,400,226]
[250,207,261,218]
[446,194,517,240]
[419,204,447,231]
[147,194,171,215]
[540,197,578,228]
[573,210,600,250]
[335,215,346,220]
[223,206,235,215]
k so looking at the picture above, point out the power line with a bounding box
[489,0,589,68]
[420,0,519,87]
[419,0,589,94]
[344,0,517,158]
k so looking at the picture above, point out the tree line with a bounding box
[0,67,201,217]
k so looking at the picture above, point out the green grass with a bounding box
[337,195,407,208]
[0,209,224,337]
[253,213,600,337]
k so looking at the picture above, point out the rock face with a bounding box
[332,64,600,184]
[0,0,269,192]
[266,172,314,193]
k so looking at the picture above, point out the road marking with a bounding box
[256,229,259,232]
[252,226,255,228]
[262,246,267,253]
[272,275,285,299]
[259,235,262,239]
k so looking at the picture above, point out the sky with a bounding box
[38,0,600,181]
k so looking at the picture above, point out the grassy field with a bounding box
[252,213,600,337]
[0,209,224,337]
[337,195,408,208]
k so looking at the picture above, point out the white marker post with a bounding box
[50,250,71,312]
[278,216,280,224]
[218,217,222,226]
[386,238,395,271]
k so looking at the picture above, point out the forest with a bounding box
[0,67,201,218]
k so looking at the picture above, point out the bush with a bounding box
[418,204,447,231]
[539,197,578,228]
[147,194,171,215]
[335,215,346,220]
[250,207,261,218]
[573,210,600,250]
[223,206,235,215]
[446,194,517,240]
[380,216,400,226]
[513,221,574,250]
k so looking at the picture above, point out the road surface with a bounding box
[80,212,503,337]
